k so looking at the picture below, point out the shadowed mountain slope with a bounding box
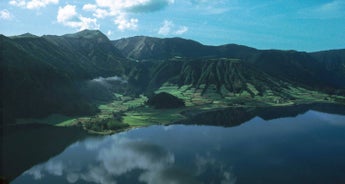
[128,58,290,98]
[115,36,344,90]
[310,49,345,88]
[1,30,128,124]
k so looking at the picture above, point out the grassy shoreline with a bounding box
[14,84,345,134]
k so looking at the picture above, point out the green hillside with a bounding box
[1,30,128,125]
[114,36,345,91]
[2,30,345,133]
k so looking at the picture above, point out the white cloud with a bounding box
[93,9,110,19]
[9,0,26,7]
[57,4,77,23]
[158,20,173,35]
[175,26,188,35]
[57,4,100,31]
[83,4,109,19]
[82,4,97,11]
[77,16,100,30]
[0,9,12,20]
[158,20,188,35]
[107,30,112,36]
[9,0,58,9]
[79,0,174,31]
[114,14,138,31]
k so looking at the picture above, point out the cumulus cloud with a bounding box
[57,4,76,23]
[9,0,58,9]
[0,9,12,20]
[82,4,109,19]
[114,14,138,31]
[57,4,100,31]
[79,0,174,31]
[82,4,97,11]
[158,20,188,35]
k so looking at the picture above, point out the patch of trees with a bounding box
[83,117,129,132]
[146,92,185,109]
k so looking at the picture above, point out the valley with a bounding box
[14,79,345,134]
[2,30,345,134]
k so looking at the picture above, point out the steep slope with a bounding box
[42,29,126,78]
[115,36,343,90]
[113,36,258,60]
[310,49,345,88]
[129,58,289,98]
[250,50,332,89]
[1,30,128,125]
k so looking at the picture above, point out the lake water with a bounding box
[10,109,345,184]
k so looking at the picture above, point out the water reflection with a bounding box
[178,103,345,127]
[195,154,236,184]
[9,104,345,184]
[17,135,204,184]
[0,124,86,181]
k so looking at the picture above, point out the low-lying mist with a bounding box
[80,76,128,101]
[90,76,128,86]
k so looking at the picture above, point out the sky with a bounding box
[0,0,344,52]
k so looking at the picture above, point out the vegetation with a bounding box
[2,30,345,133]
[1,30,128,126]
[83,118,129,132]
[146,92,185,109]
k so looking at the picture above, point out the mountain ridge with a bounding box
[113,35,345,89]
[1,30,128,124]
[2,30,345,126]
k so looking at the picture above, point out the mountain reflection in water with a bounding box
[178,103,345,127]
[14,135,205,184]
[7,103,345,184]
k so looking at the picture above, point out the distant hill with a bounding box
[310,49,345,88]
[114,36,345,90]
[112,36,258,60]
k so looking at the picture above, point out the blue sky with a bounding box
[1,0,344,51]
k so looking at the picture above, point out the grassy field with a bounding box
[15,84,345,134]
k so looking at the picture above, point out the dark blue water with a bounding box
[12,110,345,184]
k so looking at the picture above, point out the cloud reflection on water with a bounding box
[24,134,201,184]
[195,154,236,184]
